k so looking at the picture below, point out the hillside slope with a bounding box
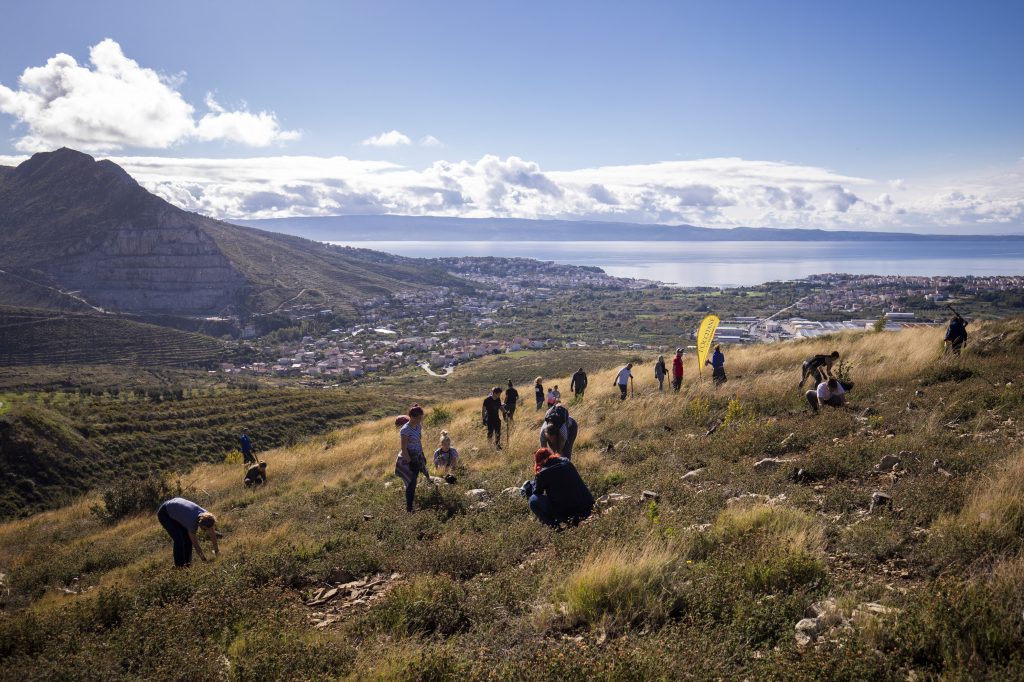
[2,322,1024,679]
[0,149,467,317]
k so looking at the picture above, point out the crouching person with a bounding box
[521,448,594,527]
[806,378,847,413]
[156,497,219,568]
[244,461,267,487]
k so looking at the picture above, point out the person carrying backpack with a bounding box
[671,348,684,392]
[800,351,840,388]
[654,355,667,391]
[570,368,588,399]
[483,387,506,450]
[540,402,578,459]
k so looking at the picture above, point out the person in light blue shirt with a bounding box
[156,497,219,567]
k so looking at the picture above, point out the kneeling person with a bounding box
[522,448,594,527]
[244,461,267,487]
[806,378,846,413]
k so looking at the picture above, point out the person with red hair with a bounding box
[394,404,434,512]
[520,447,594,527]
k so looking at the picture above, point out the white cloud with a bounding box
[1,150,1020,234]
[0,39,298,152]
[889,178,907,190]
[420,135,442,147]
[361,130,412,147]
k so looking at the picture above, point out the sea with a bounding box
[331,240,1024,288]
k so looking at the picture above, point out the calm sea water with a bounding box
[332,240,1024,287]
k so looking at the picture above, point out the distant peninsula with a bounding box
[238,214,1024,243]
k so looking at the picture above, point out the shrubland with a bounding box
[1,320,1023,679]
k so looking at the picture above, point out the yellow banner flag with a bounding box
[696,314,720,375]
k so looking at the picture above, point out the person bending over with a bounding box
[800,351,840,388]
[521,448,594,527]
[156,497,219,568]
[806,378,846,413]
[540,405,579,460]
[244,461,267,487]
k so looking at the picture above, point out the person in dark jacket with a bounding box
[707,345,727,387]
[156,497,219,567]
[483,387,506,450]
[523,448,594,527]
[504,380,519,422]
[654,355,667,391]
[534,377,544,410]
[243,461,267,487]
[239,428,255,465]
[570,368,588,399]
[800,351,840,388]
[944,315,968,356]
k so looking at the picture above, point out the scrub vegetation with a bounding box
[1,320,1023,679]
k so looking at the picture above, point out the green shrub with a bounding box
[425,404,453,428]
[370,574,470,636]
[90,474,183,523]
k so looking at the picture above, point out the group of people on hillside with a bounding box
[158,312,972,566]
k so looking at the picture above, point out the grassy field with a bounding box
[1,321,1023,679]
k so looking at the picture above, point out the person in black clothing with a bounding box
[534,377,544,410]
[800,351,840,388]
[570,368,588,399]
[482,387,506,450]
[522,447,594,527]
[244,461,267,487]
[945,315,968,356]
[503,380,519,422]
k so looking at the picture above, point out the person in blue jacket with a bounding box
[239,428,255,465]
[707,345,727,387]
[156,497,219,567]
[521,448,594,527]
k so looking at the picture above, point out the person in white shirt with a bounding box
[806,378,846,413]
[613,363,633,400]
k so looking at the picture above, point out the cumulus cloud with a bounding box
[362,130,412,147]
[1,149,1019,233]
[0,39,298,152]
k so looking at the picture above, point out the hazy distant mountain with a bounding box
[239,214,1024,243]
[0,149,466,317]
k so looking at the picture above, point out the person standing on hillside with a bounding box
[395,405,434,512]
[654,355,668,391]
[800,351,840,388]
[156,497,219,568]
[944,314,968,356]
[503,380,519,423]
[570,367,588,399]
[707,345,727,387]
[614,363,633,400]
[483,387,506,451]
[239,428,255,465]
[671,348,685,392]
[534,377,544,410]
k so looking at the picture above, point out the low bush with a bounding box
[90,474,184,523]
[370,574,471,637]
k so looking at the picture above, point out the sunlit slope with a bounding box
[1,321,1023,680]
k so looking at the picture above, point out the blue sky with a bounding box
[1,0,1022,232]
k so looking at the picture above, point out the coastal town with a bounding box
[218,269,1024,381]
